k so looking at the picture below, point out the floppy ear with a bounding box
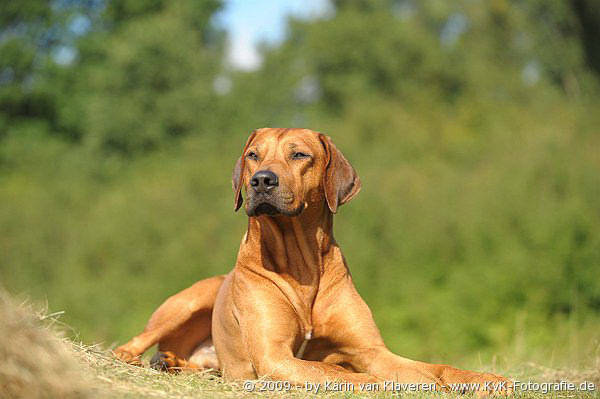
[232,131,257,211]
[318,134,361,213]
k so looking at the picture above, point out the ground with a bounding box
[1,290,598,398]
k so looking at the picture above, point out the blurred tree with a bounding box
[1,1,225,154]
[68,0,224,155]
[519,0,599,96]
[252,0,600,116]
[571,0,600,76]
[0,1,60,139]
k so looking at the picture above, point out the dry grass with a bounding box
[0,290,92,398]
[1,289,598,399]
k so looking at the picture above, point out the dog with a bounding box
[115,128,512,395]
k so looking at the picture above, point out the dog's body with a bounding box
[115,128,511,394]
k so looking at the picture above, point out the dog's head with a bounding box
[232,128,361,217]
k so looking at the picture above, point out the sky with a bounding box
[215,0,333,70]
[53,0,332,68]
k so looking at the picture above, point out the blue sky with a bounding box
[53,0,331,68]
[215,0,332,70]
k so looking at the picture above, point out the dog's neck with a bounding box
[238,202,346,333]
[241,202,338,280]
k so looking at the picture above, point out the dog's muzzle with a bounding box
[246,170,304,217]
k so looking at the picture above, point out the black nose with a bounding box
[251,170,279,193]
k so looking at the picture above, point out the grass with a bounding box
[1,289,599,399]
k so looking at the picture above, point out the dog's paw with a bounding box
[459,372,513,397]
[113,347,143,366]
[472,373,513,397]
[441,369,513,396]
[150,351,185,373]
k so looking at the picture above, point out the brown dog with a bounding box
[115,128,511,395]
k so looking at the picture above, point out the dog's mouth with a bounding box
[253,202,281,216]
[247,195,305,217]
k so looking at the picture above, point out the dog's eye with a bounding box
[292,152,310,159]
[246,151,258,160]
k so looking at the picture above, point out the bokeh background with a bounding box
[1,0,599,371]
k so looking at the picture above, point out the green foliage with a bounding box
[1,0,599,370]
[0,1,58,139]
[70,1,225,153]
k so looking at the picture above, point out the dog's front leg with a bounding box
[233,285,381,388]
[314,277,512,396]
[360,348,513,396]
